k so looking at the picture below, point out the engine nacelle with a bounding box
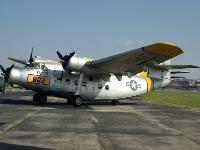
[65,55,93,72]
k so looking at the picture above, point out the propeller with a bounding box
[26,47,34,67]
[0,64,14,94]
[56,51,75,68]
[8,47,34,67]
[28,47,34,65]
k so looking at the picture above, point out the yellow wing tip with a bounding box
[143,42,183,57]
[158,42,176,47]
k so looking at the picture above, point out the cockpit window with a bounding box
[41,65,48,71]
[30,63,40,68]
[41,65,45,70]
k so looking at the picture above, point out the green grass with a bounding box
[137,89,200,109]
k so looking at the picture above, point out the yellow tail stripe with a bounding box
[143,76,154,92]
[140,70,154,92]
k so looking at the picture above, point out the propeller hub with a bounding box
[0,64,14,93]
[56,51,75,69]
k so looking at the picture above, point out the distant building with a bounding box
[167,79,199,89]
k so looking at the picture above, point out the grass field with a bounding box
[137,89,200,109]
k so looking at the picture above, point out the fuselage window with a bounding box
[41,65,45,70]
[82,82,87,87]
[30,63,40,68]
[57,78,62,83]
[42,66,48,71]
[66,79,70,84]
[57,71,63,83]
[98,84,102,89]
[89,76,93,81]
[74,80,78,86]
[105,85,109,90]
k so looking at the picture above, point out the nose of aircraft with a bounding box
[7,66,22,84]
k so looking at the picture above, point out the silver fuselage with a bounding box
[7,62,170,100]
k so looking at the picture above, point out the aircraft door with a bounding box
[51,70,64,91]
[85,76,94,99]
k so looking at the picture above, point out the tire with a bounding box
[73,96,83,107]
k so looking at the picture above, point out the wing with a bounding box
[86,42,183,75]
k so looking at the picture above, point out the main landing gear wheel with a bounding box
[33,94,47,105]
[111,100,119,105]
[73,96,83,107]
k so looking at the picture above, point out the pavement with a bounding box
[0,92,200,150]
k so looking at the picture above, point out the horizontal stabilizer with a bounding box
[171,71,189,74]
[171,76,186,79]
[156,65,200,70]
[8,57,27,65]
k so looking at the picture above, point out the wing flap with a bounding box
[171,71,189,74]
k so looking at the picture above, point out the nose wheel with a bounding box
[73,96,83,107]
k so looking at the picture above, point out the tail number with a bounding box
[27,74,50,85]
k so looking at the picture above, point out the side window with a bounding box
[82,82,87,87]
[89,76,93,81]
[41,65,45,70]
[57,78,62,83]
[105,85,109,90]
[74,80,78,86]
[57,71,63,83]
[98,84,102,89]
[43,66,48,71]
[66,79,70,84]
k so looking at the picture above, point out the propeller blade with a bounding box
[68,52,75,60]
[0,64,14,94]
[57,51,75,70]
[29,47,34,64]
[4,64,14,82]
[63,51,75,62]
[56,51,64,60]
[0,65,5,73]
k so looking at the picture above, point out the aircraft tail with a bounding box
[144,60,199,89]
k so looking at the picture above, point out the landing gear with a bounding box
[33,93,47,105]
[111,100,119,105]
[73,73,84,107]
[73,96,83,107]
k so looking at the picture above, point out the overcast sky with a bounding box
[0,0,199,79]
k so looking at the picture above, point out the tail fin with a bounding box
[147,59,199,89]
[148,59,199,80]
[148,60,171,80]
